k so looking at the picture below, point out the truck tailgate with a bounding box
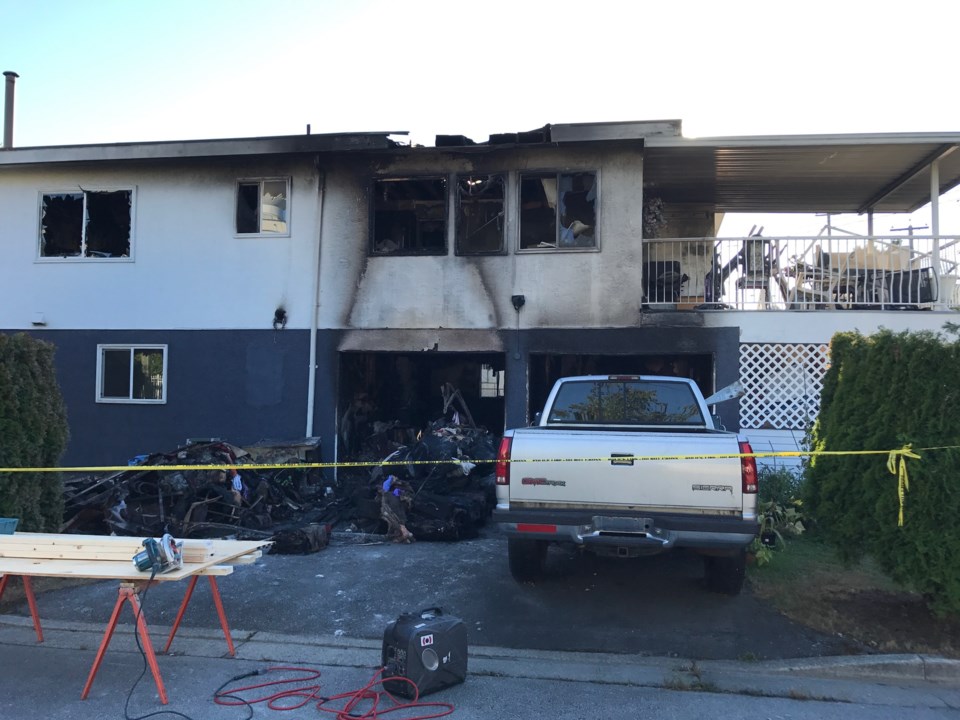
[508,429,743,512]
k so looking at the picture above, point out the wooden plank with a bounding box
[0,534,269,564]
[0,558,234,582]
[224,551,262,565]
[195,565,235,576]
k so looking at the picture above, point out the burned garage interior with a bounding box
[337,351,506,461]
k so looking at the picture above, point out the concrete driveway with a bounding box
[13,527,859,661]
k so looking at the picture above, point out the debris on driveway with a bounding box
[60,419,498,546]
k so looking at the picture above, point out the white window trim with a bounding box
[516,170,600,254]
[95,344,168,404]
[36,187,137,263]
[234,177,292,238]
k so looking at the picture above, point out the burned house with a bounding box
[2,111,959,471]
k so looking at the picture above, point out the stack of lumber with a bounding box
[0,533,270,581]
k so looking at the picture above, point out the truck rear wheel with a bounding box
[508,538,547,582]
[704,551,746,596]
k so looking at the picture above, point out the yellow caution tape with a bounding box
[0,446,950,473]
[886,445,921,527]
[0,444,948,529]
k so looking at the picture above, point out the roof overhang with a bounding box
[643,133,960,214]
[0,132,403,166]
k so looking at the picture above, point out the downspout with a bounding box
[305,164,326,436]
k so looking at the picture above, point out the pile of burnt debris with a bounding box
[61,420,498,549]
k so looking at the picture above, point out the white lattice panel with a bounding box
[739,343,829,430]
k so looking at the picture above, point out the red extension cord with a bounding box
[214,666,455,720]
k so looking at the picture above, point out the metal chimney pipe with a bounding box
[3,71,19,149]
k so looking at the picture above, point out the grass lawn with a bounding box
[748,533,960,657]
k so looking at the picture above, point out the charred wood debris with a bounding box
[61,406,498,554]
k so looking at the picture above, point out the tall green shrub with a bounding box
[806,329,960,614]
[0,333,69,531]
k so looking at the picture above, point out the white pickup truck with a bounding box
[493,375,759,594]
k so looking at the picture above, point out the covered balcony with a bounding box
[640,131,960,312]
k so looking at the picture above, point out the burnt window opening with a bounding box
[456,175,504,254]
[519,172,597,250]
[236,179,289,235]
[371,178,447,255]
[40,190,132,258]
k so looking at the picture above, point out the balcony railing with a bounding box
[642,235,960,311]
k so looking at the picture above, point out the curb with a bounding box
[2,613,958,688]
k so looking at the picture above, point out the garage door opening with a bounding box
[338,352,506,460]
[528,354,714,421]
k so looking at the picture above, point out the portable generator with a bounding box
[381,607,467,698]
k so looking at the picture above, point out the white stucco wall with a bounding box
[0,159,321,330]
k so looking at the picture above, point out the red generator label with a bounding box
[420,633,434,647]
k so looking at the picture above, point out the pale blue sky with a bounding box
[2,0,958,234]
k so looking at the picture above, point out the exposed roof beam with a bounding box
[857,144,959,214]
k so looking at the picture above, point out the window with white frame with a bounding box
[480,364,505,398]
[236,178,290,235]
[39,189,133,259]
[96,345,167,403]
[519,172,597,250]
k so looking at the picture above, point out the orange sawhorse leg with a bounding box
[81,582,168,705]
[0,574,43,642]
[163,575,235,656]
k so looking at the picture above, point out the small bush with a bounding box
[759,466,804,505]
[0,333,69,531]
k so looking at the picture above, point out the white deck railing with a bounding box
[642,235,960,311]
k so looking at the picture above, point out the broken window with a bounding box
[97,345,167,403]
[236,179,289,235]
[40,190,132,258]
[479,364,505,398]
[371,178,447,255]
[519,172,597,250]
[456,175,504,254]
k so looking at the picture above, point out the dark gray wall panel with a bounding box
[19,330,311,467]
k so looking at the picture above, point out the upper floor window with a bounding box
[236,178,290,235]
[371,177,446,255]
[456,175,505,255]
[519,172,597,250]
[40,189,133,259]
[96,345,167,404]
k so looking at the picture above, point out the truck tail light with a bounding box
[740,440,758,494]
[496,437,512,486]
[517,524,557,534]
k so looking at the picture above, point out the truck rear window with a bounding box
[547,380,704,426]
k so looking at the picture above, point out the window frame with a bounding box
[517,170,600,253]
[95,344,168,404]
[369,176,449,256]
[36,187,136,262]
[455,174,507,256]
[234,177,292,238]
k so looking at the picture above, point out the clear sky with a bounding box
[2,0,958,234]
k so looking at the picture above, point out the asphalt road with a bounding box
[16,527,859,661]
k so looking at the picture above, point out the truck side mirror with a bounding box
[531,412,542,426]
[711,414,725,430]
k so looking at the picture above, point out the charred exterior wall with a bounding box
[316,143,646,334]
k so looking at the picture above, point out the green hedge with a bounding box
[806,329,960,614]
[0,333,69,531]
